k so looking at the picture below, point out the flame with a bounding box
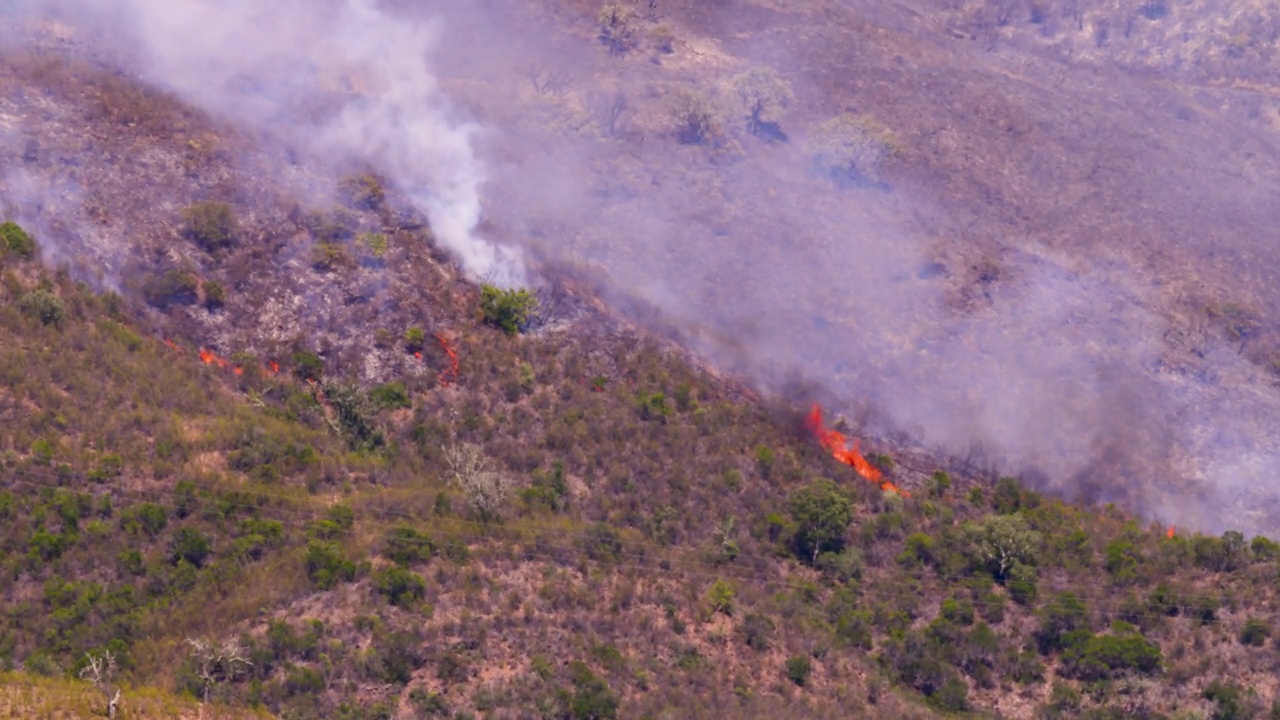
[268,360,280,374]
[233,366,244,376]
[198,348,230,369]
[413,351,423,360]
[805,404,909,497]
[436,333,459,386]
[163,338,183,354]
[1167,526,1175,539]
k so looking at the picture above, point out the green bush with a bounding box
[1036,592,1090,654]
[784,655,812,687]
[1062,629,1161,680]
[567,660,619,720]
[479,284,538,335]
[292,351,324,381]
[789,478,852,563]
[373,565,426,608]
[170,527,212,567]
[739,612,775,651]
[707,579,736,616]
[304,540,357,589]
[0,221,36,259]
[1239,617,1270,646]
[202,279,226,310]
[370,382,411,409]
[142,270,200,309]
[182,201,237,252]
[403,327,426,352]
[18,289,65,326]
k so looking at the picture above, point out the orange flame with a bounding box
[163,338,183,354]
[233,366,244,376]
[267,360,280,375]
[1167,526,1175,539]
[436,333,459,386]
[198,348,233,371]
[805,404,909,496]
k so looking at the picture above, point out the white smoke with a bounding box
[35,0,523,284]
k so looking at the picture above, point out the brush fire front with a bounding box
[806,404,909,496]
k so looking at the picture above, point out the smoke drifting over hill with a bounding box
[6,0,1280,535]
[7,0,523,284]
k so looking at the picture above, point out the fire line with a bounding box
[805,404,909,496]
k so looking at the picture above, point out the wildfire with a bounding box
[805,404,909,497]
[268,360,280,375]
[1167,526,1176,539]
[199,348,230,370]
[163,338,183,354]
[436,333,459,386]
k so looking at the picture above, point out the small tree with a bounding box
[444,442,514,521]
[0,221,36,259]
[808,113,897,185]
[670,88,723,146]
[598,4,640,53]
[789,478,852,563]
[729,67,793,135]
[185,637,252,704]
[182,202,237,252]
[479,284,538,335]
[707,579,736,616]
[78,650,121,718]
[968,513,1041,580]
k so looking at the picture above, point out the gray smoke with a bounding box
[15,0,524,284]
[5,0,1280,535]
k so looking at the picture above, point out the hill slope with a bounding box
[1,1,1280,719]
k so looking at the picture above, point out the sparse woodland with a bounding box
[3,1,1280,720]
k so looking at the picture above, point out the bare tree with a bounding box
[79,650,121,719]
[524,65,574,97]
[601,91,629,137]
[444,442,514,521]
[185,637,253,704]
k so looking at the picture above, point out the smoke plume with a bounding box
[15,0,523,284]
[5,0,1280,535]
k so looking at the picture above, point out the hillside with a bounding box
[1,1,1280,719]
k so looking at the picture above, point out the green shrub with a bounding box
[196,281,224,313]
[370,382,411,409]
[1036,592,1090,654]
[707,579,736,616]
[1062,629,1161,680]
[1250,535,1280,560]
[311,241,353,271]
[784,655,812,687]
[340,174,385,210]
[403,327,426,352]
[304,540,357,589]
[1203,680,1257,720]
[18,290,65,326]
[739,612,775,651]
[182,201,237,251]
[170,527,212,567]
[373,565,426,608]
[292,351,324,381]
[789,478,852,563]
[567,660,619,720]
[479,284,538,335]
[0,221,36,259]
[1239,617,1270,646]
[143,270,200,309]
